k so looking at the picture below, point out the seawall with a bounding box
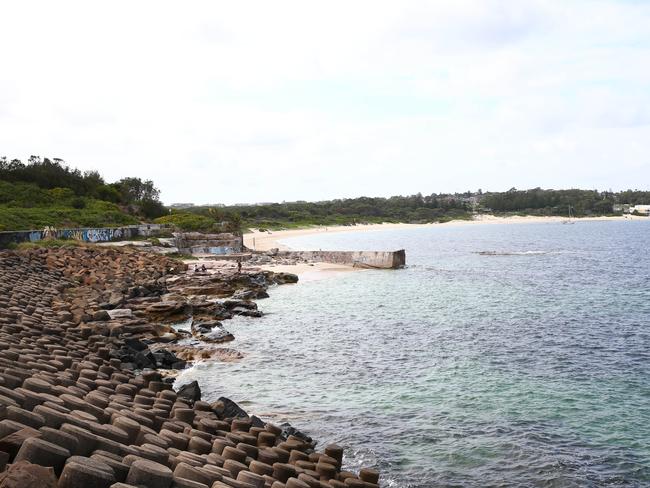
[276,250,406,269]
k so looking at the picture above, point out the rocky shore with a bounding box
[0,246,381,488]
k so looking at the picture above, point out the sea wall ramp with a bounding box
[174,232,243,255]
[276,249,406,269]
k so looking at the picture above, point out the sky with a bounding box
[1,1,649,205]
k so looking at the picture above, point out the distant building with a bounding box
[629,205,650,215]
[613,204,630,213]
[170,203,195,209]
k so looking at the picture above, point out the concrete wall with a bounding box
[277,249,406,269]
[174,232,243,255]
[0,224,168,248]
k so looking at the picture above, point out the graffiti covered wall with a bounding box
[0,224,168,248]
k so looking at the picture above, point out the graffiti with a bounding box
[207,246,238,255]
[0,225,166,247]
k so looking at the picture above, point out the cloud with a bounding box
[0,0,649,204]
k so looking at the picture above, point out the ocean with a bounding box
[176,220,650,487]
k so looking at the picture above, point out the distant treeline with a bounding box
[481,188,650,215]
[2,156,649,232]
[222,194,473,229]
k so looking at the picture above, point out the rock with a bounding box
[273,273,299,284]
[152,349,184,369]
[232,289,269,300]
[0,427,42,459]
[177,380,201,403]
[218,397,248,419]
[222,300,257,311]
[0,460,57,488]
[280,423,315,447]
[191,320,222,335]
[134,350,156,369]
[92,310,111,321]
[107,309,133,320]
[123,337,148,351]
[231,307,262,318]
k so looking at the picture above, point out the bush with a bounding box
[154,212,218,232]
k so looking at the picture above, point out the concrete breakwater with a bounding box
[274,250,406,269]
[0,246,382,487]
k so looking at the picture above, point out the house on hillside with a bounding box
[629,205,650,216]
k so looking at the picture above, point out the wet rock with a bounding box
[222,300,258,311]
[218,397,248,419]
[273,273,299,284]
[280,423,315,447]
[134,350,156,369]
[177,380,201,403]
[191,320,222,335]
[152,349,185,369]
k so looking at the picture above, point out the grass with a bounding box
[12,239,87,250]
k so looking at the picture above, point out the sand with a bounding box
[243,215,632,252]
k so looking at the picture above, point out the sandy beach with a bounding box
[243,215,632,252]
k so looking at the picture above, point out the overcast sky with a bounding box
[1,1,649,204]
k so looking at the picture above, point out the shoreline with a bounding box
[244,215,634,251]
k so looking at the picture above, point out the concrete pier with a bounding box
[276,250,406,269]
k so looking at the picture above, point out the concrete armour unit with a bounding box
[13,436,70,475]
[58,460,116,488]
[0,247,383,488]
[126,459,173,487]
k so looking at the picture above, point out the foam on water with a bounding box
[180,220,650,487]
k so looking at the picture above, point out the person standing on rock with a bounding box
[237,259,242,274]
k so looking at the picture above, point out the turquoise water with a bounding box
[177,220,650,487]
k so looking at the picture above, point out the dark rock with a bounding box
[250,415,266,429]
[124,338,148,352]
[231,307,263,318]
[191,320,222,335]
[92,310,111,321]
[222,300,257,311]
[134,350,156,369]
[280,423,315,447]
[273,273,299,284]
[218,397,248,419]
[152,349,182,369]
[177,380,201,403]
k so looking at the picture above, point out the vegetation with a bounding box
[217,194,473,230]
[1,155,648,234]
[0,156,166,230]
[481,188,650,216]
[14,239,86,250]
[155,207,241,233]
